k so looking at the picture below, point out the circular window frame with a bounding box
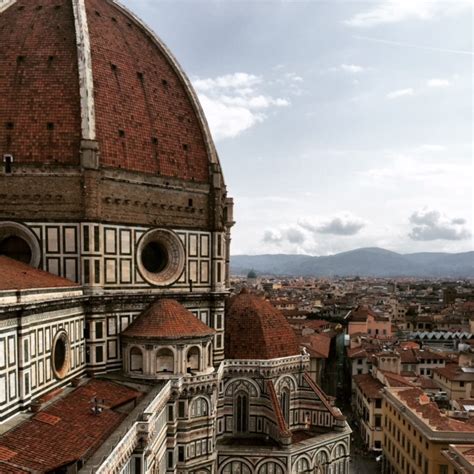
[51,330,70,380]
[136,229,185,286]
[0,221,41,267]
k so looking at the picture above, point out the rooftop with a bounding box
[122,299,215,339]
[0,256,79,291]
[0,379,142,472]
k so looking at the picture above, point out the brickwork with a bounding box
[86,0,210,181]
[0,0,81,165]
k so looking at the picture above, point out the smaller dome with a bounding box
[122,299,215,339]
[225,291,301,360]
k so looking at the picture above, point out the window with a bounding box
[190,397,209,418]
[178,446,184,462]
[178,401,185,418]
[95,321,103,339]
[439,465,448,474]
[95,346,103,363]
[235,391,249,433]
[280,389,290,425]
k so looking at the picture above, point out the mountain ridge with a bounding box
[231,247,474,277]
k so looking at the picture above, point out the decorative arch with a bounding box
[314,449,330,474]
[220,459,253,474]
[186,346,201,373]
[275,374,297,394]
[331,442,347,460]
[256,460,286,474]
[293,455,311,474]
[129,346,143,373]
[156,347,175,373]
[224,377,260,398]
[190,396,209,418]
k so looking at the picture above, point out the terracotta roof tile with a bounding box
[0,379,142,472]
[225,291,300,360]
[300,333,331,359]
[393,387,474,432]
[122,299,215,339]
[0,256,78,291]
[353,374,384,399]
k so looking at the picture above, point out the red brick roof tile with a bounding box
[122,299,215,339]
[0,256,79,291]
[0,379,142,472]
[0,0,212,182]
[225,291,301,360]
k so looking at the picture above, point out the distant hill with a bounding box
[231,247,474,278]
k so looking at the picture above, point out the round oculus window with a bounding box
[52,331,70,380]
[136,229,185,286]
[0,222,41,267]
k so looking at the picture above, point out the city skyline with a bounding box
[122,0,473,256]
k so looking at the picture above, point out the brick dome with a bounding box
[0,0,214,182]
[122,299,215,340]
[225,290,301,360]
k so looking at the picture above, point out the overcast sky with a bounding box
[122,0,473,256]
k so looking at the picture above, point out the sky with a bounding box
[122,0,473,256]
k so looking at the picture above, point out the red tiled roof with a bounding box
[347,305,379,322]
[0,256,78,291]
[300,333,331,359]
[353,374,384,399]
[393,387,474,432]
[122,299,215,339]
[0,379,142,472]
[434,364,474,382]
[0,0,211,182]
[381,371,415,388]
[225,290,301,360]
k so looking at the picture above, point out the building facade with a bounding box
[0,1,350,472]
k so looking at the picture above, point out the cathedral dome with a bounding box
[225,290,301,360]
[122,299,215,340]
[0,0,214,182]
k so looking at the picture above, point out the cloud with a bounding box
[193,72,290,140]
[345,0,472,28]
[362,151,472,191]
[408,209,471,241]
[300,213,366,236]
[329,64,367,74]
[427,78,451,88]
[263,227,306,245]
[339,64,366,73]
[387,88,415,99]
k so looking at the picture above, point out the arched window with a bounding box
[156,348,174,373]
[235,391,249,433]
[258,461,284,474]
[130,347,143,373]
[190,397,209,418]
[295,457,310,473]
[280,388,290,425]
[222,461,251,474]
[186,346,200,373]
